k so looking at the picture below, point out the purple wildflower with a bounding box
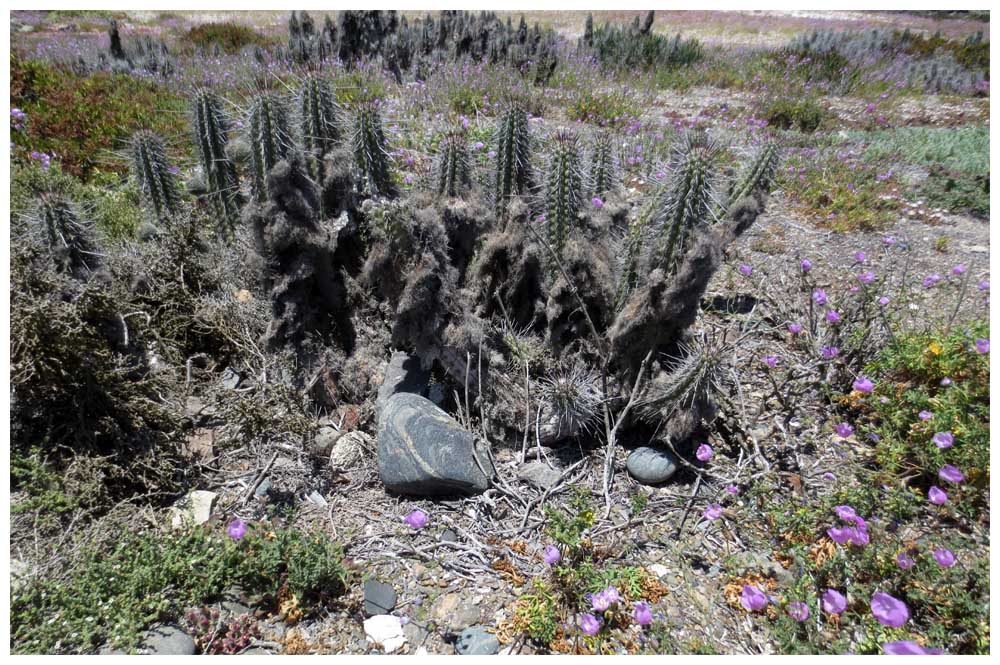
[788,323,802,335]
[853,377,874,393]
[632,602,653,626]
[227,518,247,540]
[696,444,714,462]
[896,552,915,570]
[591,197,603,209]
[932,432,954,449]
[787,601,810,622]
[762,355,779,368]
[813,289,827,305]
[854,250,866,263]
[801,259,812,272]
[825,310,841,323]
[923,274,942,288]
[738,264,753,277]
[578,613,601,636]
[883,641,943,655]
[740,585,768,612]
[858,271,875,284]
[834,505,857,521]
[822,346,839,360]
[938,465,964,484]
[975,338,989,354]
[918,410,933,421]
[404,509,428,529]
[952,264,966,276]
[871,591,909,627]
[927,486,948,505]
[933,549,956,568]
[878,296,890,306]
[543,545,561,565]
[703,504,723,521]
[835,423,853,438]
[821,589,847,615]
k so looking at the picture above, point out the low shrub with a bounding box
[759,97,829,133]
[181,21,272,54]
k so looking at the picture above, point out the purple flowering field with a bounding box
[9,8,989,656]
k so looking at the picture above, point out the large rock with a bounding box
[626,446,679,485]
[377,351,430,412]
[363,579,397,617]
[140,625,196,655]
[378,393,492,496]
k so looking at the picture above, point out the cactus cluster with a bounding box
[434,130,472,198]
[247,94,294,201]
[727,141,779,209]
[353,102,396,198]
[192,89,243,233]
[544,129,584,259]
[130,130,181,221]
[494,104,532,215]
[35,193,99,279]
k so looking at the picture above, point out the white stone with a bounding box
[647,563,670,579]
[364,615,407,654]
[169,490,217,529]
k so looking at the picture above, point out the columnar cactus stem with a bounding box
[248,93,294,202]
[726,140,779,208]
[494,103,532,215]
[434,129,471,198]
[545,128,583,259]
[299,74,341,183]
[588,131,616,198]
[192,89,242,233]
[130,130,181,220]
[353,101,396,198]
[656,137,716,273]
[37,192,97,278]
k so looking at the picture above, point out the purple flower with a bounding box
[404,509,428,529]
[740,585,768,611]
[543,545,561,565]
[823,471,836,481]
[871,591,909,627]
[975,338,989,354]
[853,251,866,263]
[801,259,812,272]
[932,432,954,449]
[933,548,956,568]
[978,279,990,291]
[601,586,620,605]
[827,526,853,545]
[883,641,943,655]
[632,601,653,626]
[883,236,897,246]
[951,264,966,276]
[762,355,779,368]
[590,592,610,612]
[858,271,875,284]
[835,423,853,438]
[822,346,840,360]
[696,444,714,462]
[825,310,841,323]
[578,613,601,636]
[591,197,604,209]
[939,377,952,387]
[878,296,890,306]
[460,115,470,129]
[834,505,857,521]
[227,518,247,540]
[738,264,753,277]
[938,465,964,484]
[703,503,723,521]
[923,274,942,288]
[821,589,847,615]
[853,377,874,393]
[788,323,802,335]
[927,486,948,505]
[725,485,740,494]
[813,289,827,305]
[473,141,484,151]
[918,410,933,421]
[787,601,810,622]
[896,552,915,570]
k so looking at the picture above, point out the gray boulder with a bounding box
[363,579,398,617]
[377,351,430,412]
[378,393,492,496]
[626,446,679,485]
[140,625,196,655]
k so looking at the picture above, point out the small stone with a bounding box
[517,461,562,489]
[431,593,481,631]
[456,626,499,655]
[184,396,207,420]
[254,478,271,499]
[182,428,216,463]
[222,600,252,616]
[169,490,217,529]
[330,431,372,470]
[307,490,328,508]
[647,563,670,579]
[440,528,458,543]
[363,615,406,654]
[364,579,398,617]
[140,625,196,655]
[310,427,342,458]
[220,367,241,390]
[626,446,679,485]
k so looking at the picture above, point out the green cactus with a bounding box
[434,129,471,198]
[353,101,396,198]
[130,130,181,220]
[192,89,242,233]
[299,73,342,184]
[639,342,722,422]
[247,93,294,201]
[588,131,616,198]
[36,192,98,278]
[726,140,779,210]
[655,136,716,274]
[493,103,532,215]
[544,128,583,259]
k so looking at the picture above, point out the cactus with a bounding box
[353,101,396,198]
[191,89,242,233]
[434,130,471,198]
[727,141,779,208]
[588,131,616,198]
[540,365,603,435]
[494,103,532,215]
[655,136,716,274]
[544,128,583,259]
[247,93,294,202]
[36,192,98,279]
[298,74,342,191]
[130,130,181,220]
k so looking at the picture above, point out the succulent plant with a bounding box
[247,93,294,202]
[726,140,779,209]
[654,135,717,274]
[588,131,617,198]
[35,192,99,279]
[494,103,532,215]
[434,129,472,198]
[130,129,181,220]
[544,128,584,259]
[353,101,396,198]
[192,89,243,234]
[299,73,342,185]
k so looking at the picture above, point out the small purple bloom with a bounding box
[762,355,779,368]
[801,259,812,272]
[703,503,723,521]
[932,432,954,449]
[543,545,561,565]
[951,264,966,276]
[632,601,653,626]
[473,141,484,151]
[853,377,874,393]
[227,518,247,541]
[738,264,753,277]
[883,236,897,246]
[858,271,875,284]
[821,589,847,615]
[725,485,740,494]
[878,296,890,306]
[813,289,827,305]
[788,323,802,335]
[822,346,839,360]
[871,591,909,628]
[602,586,620,605]
[918,410,933,421]
[938,465,964,484]
[823,471,836,481]
[740,585,768,611]
[978,279,990,291]
[827,526,853,545]
[590,592,610,612]
[883,640,943,655]
[834,505,857,521]
[933,548,956,568]
[896,552,915,570]
[975,338,989,354]
[835,423,853,438]
[923,274,942,288]
[940,377,952,387]
[404,509,428,529]
[927,486,948,505]
[696,444,714,462]
[825,310,841,323]
[787,601,810,622]
[854,251,866,263]
[591,197,603,209]
[578,613,601,636]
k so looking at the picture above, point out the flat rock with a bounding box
[377,393,492,497]
[431,592,481,632]
[169,490,217,529]
[456,626,500,655]
[182,428,216,463]
[377,351,430,412]
[363,579,398,617]
[363,615,406,654]
[140,625,196,655]
[306,490,328,508]
[626,446,679,485]
[517,461,562,489]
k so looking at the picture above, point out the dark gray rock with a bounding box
[364,579,398,617]
[254,477,271,498]
[377,393,493,496]
[140,625,196,655]
[517,461,563,489]
[456,626,500,655]
[377,351,430,412]
[626,446,679,485]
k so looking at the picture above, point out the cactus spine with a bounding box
[353,101,396,198]
[434,130,471,198]
[727,141,779,206]
[545,128,583,259]
[130,130,181,220]
[37,192,97,278]
[248,93,294,201]
[494,103,532,215]
[299,74,341,183]
[192,89,242,233]
[655,137,715,273]
[588,131,616,198]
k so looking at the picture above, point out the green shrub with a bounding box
[916,167,989,219]
[589,23,703,71]
[566,88,641,127]
[181,21,271,54]
[859,126,989,176]
[759,97,828,133]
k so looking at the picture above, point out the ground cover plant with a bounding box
[8,8,989,656]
